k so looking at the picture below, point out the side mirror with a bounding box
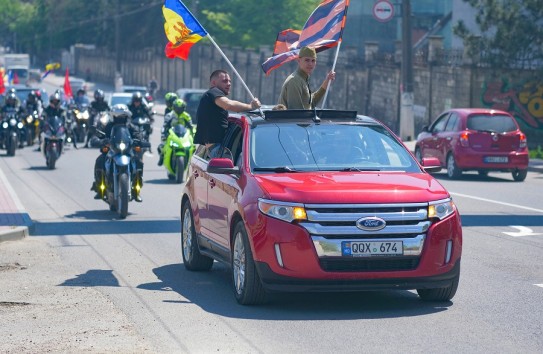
[422,125,429,132]
[421,157,441,173]
[207,158,240,175]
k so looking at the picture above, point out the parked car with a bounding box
[176,88,205,123]
[180,109,462,305]
[415,108,529,181]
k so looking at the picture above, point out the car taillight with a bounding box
[519,133,527,149]
[459,131,470,147]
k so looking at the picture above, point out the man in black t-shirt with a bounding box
[193,69,260,155]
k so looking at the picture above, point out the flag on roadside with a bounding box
[63,67,73,99]
[262,0,350,75]
[46,62,61,71]
[0,69,5,95]
[162,0,208,60]
[272,29,302,56]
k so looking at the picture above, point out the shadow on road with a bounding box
[30,218,180,236]
[461,214,543,227]
[60,269,120,287]
[136,263,452,320]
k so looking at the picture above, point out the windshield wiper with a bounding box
[253,166,299,173]
[476,129,497,134]
[339,167,381,172]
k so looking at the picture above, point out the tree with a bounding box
[454,0,543,77]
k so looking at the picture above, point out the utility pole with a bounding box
[115,0,121,73]
[400,0,415,141]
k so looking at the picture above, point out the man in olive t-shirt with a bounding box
[194,70,261,152]
[278,46,336,109]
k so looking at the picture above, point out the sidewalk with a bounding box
[0,166,32,242]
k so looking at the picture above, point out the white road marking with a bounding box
[450,192,543,213]
[503,226,542,237]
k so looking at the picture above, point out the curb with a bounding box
[0,226,30,243]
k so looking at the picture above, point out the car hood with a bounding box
[254,172,449,204]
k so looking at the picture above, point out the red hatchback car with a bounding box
[415,108,529,181]
[181,109,462,305]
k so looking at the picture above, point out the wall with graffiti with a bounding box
[482,79,543,141]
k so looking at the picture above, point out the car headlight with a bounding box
[428,198,456,220]
[258,199,307,222]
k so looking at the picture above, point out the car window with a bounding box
[250,123,418,172]
[430,113,449,133]
[467,114,518,132]
[445,113,459,131]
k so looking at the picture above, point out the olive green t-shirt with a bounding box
[278,69,325,109]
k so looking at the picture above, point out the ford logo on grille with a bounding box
[356,217,386,231]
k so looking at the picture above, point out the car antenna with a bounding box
[312,105,321,123]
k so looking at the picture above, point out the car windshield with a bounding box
[250,123,419,172]
[110,95,132,106]
[467,114,517,133]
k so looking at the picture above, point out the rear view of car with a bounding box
[415,108,529,181]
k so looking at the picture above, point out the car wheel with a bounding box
[512,169,527,182]
[232,221,267,305]
[181,201,213,271]
[446,153,462,179]
[414,148,422,163]
[417,263,460,301]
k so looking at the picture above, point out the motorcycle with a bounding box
[162,125,195,183]
[41,115,66,169]
[23,110,41,146]
[72,103,90,143]
[0,110,24,156]
[97,124,149,219]
[131,115,153,153]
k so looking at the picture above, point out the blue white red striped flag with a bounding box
[262,0,349,75]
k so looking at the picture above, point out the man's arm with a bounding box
[215,97,260,112]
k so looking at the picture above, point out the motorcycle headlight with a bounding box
[9,118,17,126]
[99,116,109,125]
[82,111,89,119]
[182,141,192,148]
[117,141,127,152]
[26,115,34,123]
[2,122,8,129]
[17,122,24,129]
[170,141,179,147]
[428,198,456,220]
[258,199,307,222]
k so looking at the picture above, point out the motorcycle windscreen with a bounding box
[47,116,65,134]
[110,125,133,144]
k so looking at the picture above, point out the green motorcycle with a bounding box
[162,125,195,183]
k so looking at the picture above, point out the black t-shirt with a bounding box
[193,87,227,145]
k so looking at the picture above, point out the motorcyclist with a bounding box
[90,104,143,202]
[74,89,90,107]
[164,92,178,116]
[128,92,152,121]
[39,92,66,150]
[157,98,193,166]
[1,92,25,116]
[85,89,111,148]
[23,91,42,115]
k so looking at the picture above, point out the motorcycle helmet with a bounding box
[111,103,132,125]
[50,92,61,108]
[35,90,42,100]
[77,88,86,96]
[131,92,143,104]
[94,89,105,102]
[172,98,187,115]
[165,92,178,108]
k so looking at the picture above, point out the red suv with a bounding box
[181,109,462,305]
[415,108,529,181]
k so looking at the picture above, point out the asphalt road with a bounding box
[1,77,543,353]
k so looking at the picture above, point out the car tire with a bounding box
[512,169,527,182]
[417,263,460,302]
[232,221,267,305]
[414,148,422,163]
[446,153,462,179]
[181,201,213,271]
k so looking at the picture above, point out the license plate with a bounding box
[484,156,508,163]
[342,241,403,257]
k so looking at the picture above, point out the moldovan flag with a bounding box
[163,0,208,60]
[63,67,73,99]
[262,0,349,75]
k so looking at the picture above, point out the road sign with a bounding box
[373,0,395,22]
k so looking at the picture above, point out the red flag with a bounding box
[13,72,20,84]
[63,67,73,99]
[0,69,5,95]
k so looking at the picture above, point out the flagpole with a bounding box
[320,41,342,109]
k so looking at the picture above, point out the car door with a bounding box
[205,123,244,249]
[421,112,450,162]
[439,112,460,163]
[191,146,212,237]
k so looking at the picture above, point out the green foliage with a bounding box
[454,0,543,78]
[3,0,321,57]
[529,146,543,159]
